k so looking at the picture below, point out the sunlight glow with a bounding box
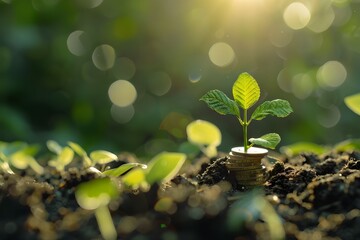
[316,61,347,90]
[283,2,311,30]
[209,42,235,67]
[317,105,341,128]
[92,44,116,71]
[108,80,137,107]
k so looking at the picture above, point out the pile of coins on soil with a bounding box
[226,147,267,188]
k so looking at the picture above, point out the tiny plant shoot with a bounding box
[200,72,293,153]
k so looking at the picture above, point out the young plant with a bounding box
[0,141,44,174]
[75,177,119,240]
[186,120,221,158]
[47,140,118,171]
[103,152,186,190]
[200,72,293,153]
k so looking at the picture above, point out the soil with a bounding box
[1,150,360,240]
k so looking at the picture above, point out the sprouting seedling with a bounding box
[345,93,360,116]
[104,152,186,191]
[47,140,118,171]
[200,72,293,153]
[0,141,44,174]
[186,120,221,158]
[75,177,119,240]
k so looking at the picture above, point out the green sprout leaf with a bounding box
[251,99,293,121]
[75,177,119,240]
[186,120,221,157]
[345,93,360,116]
[186,120,221,147]
[68,141,92,168]
[249,133,281,149]
[49,146,74,171]
[200,90,239,116]
[145,152,186,185]
[232,72,260,110]
[334,139,360,152]
[280,142,328,157]
[122,168,147,189]
[47,140,62,155]
[90,150,118,165]
[68,141,86,157]
[103,163,147,177]
[75,177,119,210]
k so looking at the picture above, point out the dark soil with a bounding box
[1,150,360,240]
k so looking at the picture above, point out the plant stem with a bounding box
[243,109,248,152]
[94,205,117,240]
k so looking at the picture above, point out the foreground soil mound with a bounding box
[1,150,359,240]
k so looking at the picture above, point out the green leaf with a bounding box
[145,152,186,185]
[58,147,74,166]
[200,90,239,116]
[232,72,260,110]
[102,163,147,177]
[47,140,63,155]
[280,142,329,157]
[251,99,293,121]
[90,150,118,164]
[186,120,222,147]
[334,139,360,152]
[345,93,360,116]
[122,168,147,189]
[68,141,87,157]
[75,178,119,210]
[249,133,281,149]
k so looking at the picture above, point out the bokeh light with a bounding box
[76,0,103,8]
[110,104,135,124]
[317,105,341,128]
[208,42,235,67]
[283,2,311,30]
[108,80,137,107]
[307,4,334,33]
[316,61,347,90]
[147,72,172,96]
[112,57,136,80]
[291,73,314,99]
[92,44,116,71]
[67,30,87,56]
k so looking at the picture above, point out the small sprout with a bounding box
[68,141,92,168]
[145,152,186,185]
[0,142,43,174]
[75,177,119,240]
[46,140,63,155]
[90,150,118,165]
[186,120,221,158]
[103,163,147,177]
[48,146,74,171]
[345,93,360,116]
[122,168,148,190]
[201,72,293,152]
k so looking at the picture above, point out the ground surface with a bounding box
[0,150,359,240]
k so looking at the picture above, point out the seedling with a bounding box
[75,177,119,240]
[103,152,186,190]
[186,120,221,158]
[200,72,293,152]
[0,141,44,174]
[47,140,118,171]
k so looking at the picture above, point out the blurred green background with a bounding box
[1,0,359,155]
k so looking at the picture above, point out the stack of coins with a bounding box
[226,147,268,188]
